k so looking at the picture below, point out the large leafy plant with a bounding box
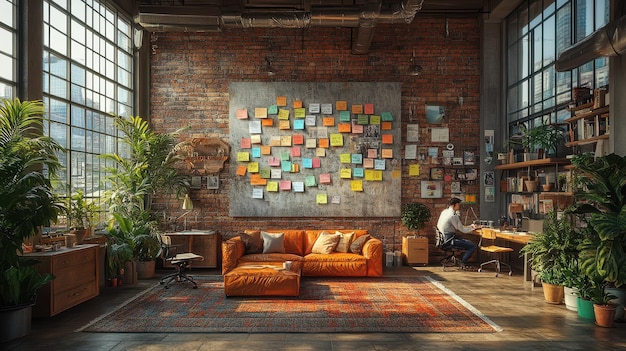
[101,116,188,260]
[0,98,63,306]
[571,153,626,288]
[401,203,432,236]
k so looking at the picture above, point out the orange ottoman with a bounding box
[224,262,301,297]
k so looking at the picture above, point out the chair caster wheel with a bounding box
[477,268,482,272]
[495,273,499,277]
[508,271,513,276]
[159,281,164,285]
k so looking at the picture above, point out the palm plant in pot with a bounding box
[0,98,63,341]
[101,115,189,280]
[401,202,432,237]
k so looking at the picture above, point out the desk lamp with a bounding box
[180,193,193,231]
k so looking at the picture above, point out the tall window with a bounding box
[43,0,134,219]
[0,0,17,99]
[506,0,609,134]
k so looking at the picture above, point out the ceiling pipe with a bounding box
[555,15,626,72]
[136,0,425,54]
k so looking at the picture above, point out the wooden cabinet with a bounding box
[24,244,99,317]
[163,230,220,268]
[402,236,429,266]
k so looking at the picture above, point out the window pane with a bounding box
[0,27,13,55]
[533,24,543,71]
[543,15,555,65]
[47,98,68,123]
[595,57,609,87]
[0,53,13,80]
[0,0,14,26]
[71,127,86,152]
[556,3,571,56]
[49,121,67,148]
[575,0,594,41]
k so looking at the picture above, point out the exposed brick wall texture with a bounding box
[149,16,481,263]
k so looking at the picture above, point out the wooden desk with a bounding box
[23,244,100,317]
[163,230,220,268]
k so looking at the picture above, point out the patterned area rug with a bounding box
[78,275,501,333]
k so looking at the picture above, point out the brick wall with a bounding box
[149,15,481,262]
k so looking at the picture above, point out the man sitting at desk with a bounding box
[437,197,481,268]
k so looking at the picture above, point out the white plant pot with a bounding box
[564,286,579,312]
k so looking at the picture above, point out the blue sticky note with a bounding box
[302,158,313,168]
[351,154,363,164]
[294,119,305,130]
[353,168,364,177]
[251,147,261,158]
[281,161,292,172]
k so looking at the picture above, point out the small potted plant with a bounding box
[66,189,98,244]
[589,280,618,327]
[523,124,565,159]
[401,202,432,237]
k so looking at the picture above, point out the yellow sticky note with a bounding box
[278,109,290,120]
[294,108,306,118]
[364,169,375,181]
[247,162,259,173]
[329,134,343,147]
[409,164,420,176]
[372,170,383,181]
[279,119,290,130]
[266,181,279,192]
[351,180,363,192]
[237,151,250,162]
[340,168,352,179]
[254,107,268,118]
[316,193,328,204]
[340,154,351,163]
[369,115,381,124]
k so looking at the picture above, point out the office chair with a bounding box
[435,227,466,271]
[477,228,513,277]
[159,234,204,289]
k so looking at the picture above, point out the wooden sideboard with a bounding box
[163,230,220,268]
[24,244,100,317]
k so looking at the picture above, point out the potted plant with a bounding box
[66,189,98,244]
[571,153,626,313]
[101,116,189,276]
[589,280,618,328]
[574,274,596,320]
[523,124,565,159]
[520,210,578,304]
[401,202,432,237]
[0,98,63,341]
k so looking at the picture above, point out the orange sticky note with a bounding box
[236,108,248,119]
[236,165,247,176]
[250,174,267,185]
[336,100,347,111]
[338,123,351,133]
[322,117,335,126]
[319,138,329,148]
[381,121,392,130]
[276,96,287,106]
[351,105,363,114]
[261,145,271,155]
[293,100,302,108]
[279,120,290,130]
[364,103,374,114]
[381,148,393,158]
[261,118,274,126]
[382,134,393,144]
[293,134,304,145]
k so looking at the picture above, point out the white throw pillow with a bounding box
[311,231,341,254]
[334,231,355,253]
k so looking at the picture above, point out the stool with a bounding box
[224,262,301,297]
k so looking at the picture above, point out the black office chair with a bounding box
[435,227,466,271]
[159,234,204,289]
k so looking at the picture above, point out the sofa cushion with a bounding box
[262,231,285,253]
[239,253,303,263]
[311,231,341,254]
[334,231,354,253]
[349,234,371,254]
[239,231,263,254]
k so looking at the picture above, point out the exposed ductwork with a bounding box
[555,15,626,72]
[135,0,425,54]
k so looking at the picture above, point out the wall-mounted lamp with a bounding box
[408,51,423,76]
[264,57,276,76]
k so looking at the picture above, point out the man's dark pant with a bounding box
[449,237,477,264]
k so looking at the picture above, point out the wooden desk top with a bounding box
[472,228,535,244]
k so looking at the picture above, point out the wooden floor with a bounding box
[3,264,626,351]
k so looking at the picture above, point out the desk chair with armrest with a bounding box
[159,234,204,289]
[477,228,513,277]
[435,227,468,271]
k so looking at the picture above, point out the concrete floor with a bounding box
[2,265,626,351]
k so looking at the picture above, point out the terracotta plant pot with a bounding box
[594,303,617,327]
[524,180,538,192]
[542,282,564,304]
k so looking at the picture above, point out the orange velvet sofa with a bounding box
[222,229,383,296]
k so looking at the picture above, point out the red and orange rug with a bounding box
[78,276,502,333]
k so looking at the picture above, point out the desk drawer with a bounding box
[52,279,98,315]
[53,249,96,270]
